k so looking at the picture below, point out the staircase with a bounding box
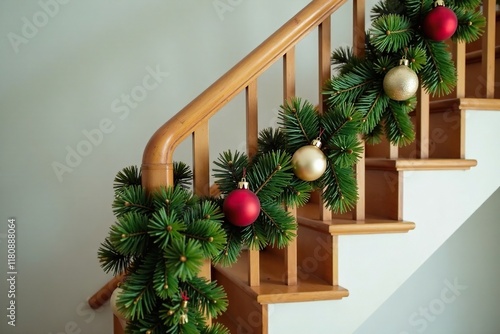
[88,1,500,333]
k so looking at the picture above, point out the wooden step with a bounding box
[365,158,477,171]
[212,249,349,334]
[297,203,415,235]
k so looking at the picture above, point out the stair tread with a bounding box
[213,249,349,304]
[365,158,477,171]
[297,204,415,235]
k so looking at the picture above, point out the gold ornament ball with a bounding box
[110,287,128,320]
[383,60,419,101]
[292,141,327,181]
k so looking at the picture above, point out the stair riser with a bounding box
[365,170,402,220]
[213,268,266,334]
[366,109,464,160]
[297,225,337,285]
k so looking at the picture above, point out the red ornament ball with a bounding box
[223,189,261,227]
[422,6,458,41]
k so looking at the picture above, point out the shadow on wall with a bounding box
[354,187,500,334]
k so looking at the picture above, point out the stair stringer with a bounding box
[267,109,500,334]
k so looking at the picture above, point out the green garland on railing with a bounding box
[99,164,230,334]
[325,0,485,146]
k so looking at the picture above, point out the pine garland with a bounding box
[326,0,485,146]
[98,165,230,334]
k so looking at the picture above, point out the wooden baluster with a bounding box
[193,123,211,275]
[193,121,210,198]
[353,0,366,220]
[318,17,331,115]
[192,121,212,325]
[246,81,261,287]
[416,87,430,158]
[246,81,258,158]
[113,315,126,334]
[482,0,496,98]
[318,16,333,221]
[283,50,298,286]
[453,42,466,99]
[284,48,296,100]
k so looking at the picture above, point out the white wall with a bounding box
[354,187,500,334]
[0,1,358,333]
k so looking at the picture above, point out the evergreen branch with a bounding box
[182,276,228,318]
[449,0,482,10]
[212,227,242,266]
[363,122,385,145]
[406,46,427,72]
[370,14,413,53]
[98,238,132,275]
[184,219,227,259]
[201,323,231,334]
[405,0,433,21]
[327,135,364,168]
[322,102,363,140]
[452,5,486,43]
[152,185,197,215]
[419,38,457,96]
[260,203,297,248]
[278,98,320,152]
[371,0,405,20]
[322,164,358,213]
[331,47,362,75]
[213,150,248,194]
[384,101,416,146]
[148,208,186,250]
[276,177,313,208]
[173,161,193,189]
[242,221,268,250]
[119,257,158,320]
[165,237,204,281]
[257,127,288,156]
[114,165,141,192]
[113,185,153,217]
[152,254,179,299]
[109,212,150,256]
[246,150,293,204]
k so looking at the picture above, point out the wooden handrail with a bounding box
[141,0,347,190]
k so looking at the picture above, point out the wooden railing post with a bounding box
[416,86,430,158]
[318,16,333,222]
[482,0,496,98]
[246,80,261,287]
[283,50,298,286]
[353,0,366,220]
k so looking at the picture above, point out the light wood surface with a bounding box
[213,249,349,305]
[88,273,125,309]
[285,207,298,286]
[318,16,331,114]
[246,81,259,158]
[283,49,296,100]
[113,315,125,334]
[297,203,414,234]
[416,86,430,158]
[482,0,496,98]
[365,158,477,171]
[193,121,210,197]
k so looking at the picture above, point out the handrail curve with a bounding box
[141,0,347,189]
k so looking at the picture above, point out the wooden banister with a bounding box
[141,0,347,190]
[90,0,348,312]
